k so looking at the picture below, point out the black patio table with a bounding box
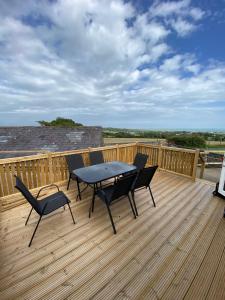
[73,161,136,217]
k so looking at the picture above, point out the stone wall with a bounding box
[0,126,103,158]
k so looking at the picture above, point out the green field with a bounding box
[104,138,225,153]
[104,137,166,145]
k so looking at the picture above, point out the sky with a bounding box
[0,0,225,130]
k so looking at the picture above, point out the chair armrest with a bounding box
[36,184,60,199]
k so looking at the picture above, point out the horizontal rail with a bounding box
[137,144,199,180]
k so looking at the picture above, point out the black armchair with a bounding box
[89,151,104,165]
[92,175,137,234]
[66,154,86,200]
[15,175,75,247]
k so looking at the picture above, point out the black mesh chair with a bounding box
[131,165,158,216]
[92,175,137,234]
[15,176,75,247]
[123,153,148,177]
[66,154,86,200]
[89,151,104,165]
[133,153,148,170]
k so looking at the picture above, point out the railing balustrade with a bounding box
[0,143,199,211]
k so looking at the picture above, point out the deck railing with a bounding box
[0,143,199,211]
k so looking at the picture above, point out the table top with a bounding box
[73,161,136,184]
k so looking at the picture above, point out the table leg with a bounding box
[89,183,96,218]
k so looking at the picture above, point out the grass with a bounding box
[104,137,166,145]
[206,144,225,149]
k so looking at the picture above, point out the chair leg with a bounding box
[67,203,76,224]
[92,185,96,213]
[89,184,96,218]
[76,183,89,201]
[127,194,136,219]
[106,203,117,234]
[76,178,82,201]
[148,186,156,207]
[67,174,71,190]
[28,215,42,247]
[25,207,33,226]
[131,191,138,216]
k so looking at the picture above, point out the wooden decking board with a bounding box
[13,179,193,300]
[0,173,180,269]
[140,192,219,299]
[0,193,151,292]
[206,238,225,300]
[0,173,171,264]
[46,183,207,299]
[0,174,183,298]
[103,185,212,300]
[14,179,197,298]
[91,184,213,300]
[0,180,200,298]
[160,199,224,300]
[0,172,224,300]
[183,215,225,300]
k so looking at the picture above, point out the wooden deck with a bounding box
[0,171,225,300]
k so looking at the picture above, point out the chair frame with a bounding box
[66,154,87,200]
[133,152,148,171]
[131,166,158,216]
[90,175,137,234]
[15,176,75,247]
[89,151,104,166]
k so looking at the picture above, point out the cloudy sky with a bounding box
[0,0,225,129]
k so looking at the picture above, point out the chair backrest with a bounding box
[110,175,136,202]
[133,153,148,171]
[66,154,84,173]
[14,176,41,214]
[132,165,158,190]
[89,151,104,165]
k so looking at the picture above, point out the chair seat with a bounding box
[96,185,114,204]
[39,191,69,215]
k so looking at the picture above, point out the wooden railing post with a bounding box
[158,145,162,168]
[135,141,138,157]
[88,147,91,165]
[116,144,119,161]
[192,149,200,181]
[48,152,54,184]
[199,152,206,179]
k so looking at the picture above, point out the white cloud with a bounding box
[134,15,170,43]
[189,7,205,20]
[150,0,191,17]
[149,0,204,37]
[0,0,224,129]
[170,18,196,36]
[149,43,170,62]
